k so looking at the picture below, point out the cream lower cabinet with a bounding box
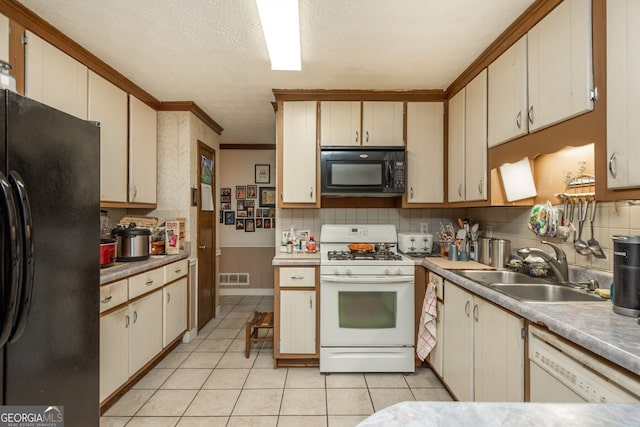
[427,272,445,378]
[279,290,316,354]
[99,306,129,402]
[163,277,188,347]
[442,281,524,402]
[129,290,163,374]
[274,266,318,363]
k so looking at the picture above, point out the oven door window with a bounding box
[338,291,396,329]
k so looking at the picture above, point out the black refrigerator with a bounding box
[0,90,99,425]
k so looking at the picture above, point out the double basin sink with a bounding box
[455,270,607,303]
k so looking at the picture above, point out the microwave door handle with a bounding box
[386,161,392,187]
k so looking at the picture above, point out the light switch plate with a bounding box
[420,223,429,234]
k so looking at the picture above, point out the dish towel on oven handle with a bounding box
[417,281,437,361]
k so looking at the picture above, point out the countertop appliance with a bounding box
[112,223,151,262]
[0,90,99,425]
[100,238,117,267]
[319,224,415,373]
[611,235,640,316]
[528,325,639,403]
[320,146,405,197]
[397,232,433,255]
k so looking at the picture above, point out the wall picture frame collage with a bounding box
[220,164,275,231]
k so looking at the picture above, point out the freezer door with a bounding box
[3,90,100,426]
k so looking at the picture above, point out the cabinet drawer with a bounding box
[129,267,164,299]
[100,279,128,313]
[279,267,316,287]
[164,259,188,284]
[429,272,444,300]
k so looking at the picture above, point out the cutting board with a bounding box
[426,257,495,270]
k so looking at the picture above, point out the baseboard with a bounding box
[219,288,274,296]
[182,328,198,343]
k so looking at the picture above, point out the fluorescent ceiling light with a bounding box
[256,0,301,70]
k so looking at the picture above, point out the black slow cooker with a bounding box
[111,223,150,262]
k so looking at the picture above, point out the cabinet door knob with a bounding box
[464,300,470,317]
[167,293,171,303]
[355,130,359,143]
[473,304,479,321]
[528,106,534,125]
[457,184,463,198]
[125,314,130,328]
[101,295,113,304]
[608,153,617,179]
[410,187,414,199]
[199,245,206,249]
[516,111,522,129]
[309,187,313,199]
[366,131,369,143]
[478,179,484,196]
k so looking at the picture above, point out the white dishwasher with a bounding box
[529,325,640,403]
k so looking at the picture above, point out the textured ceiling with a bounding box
[18,0,533,145]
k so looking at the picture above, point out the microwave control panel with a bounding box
[392,161,405,190]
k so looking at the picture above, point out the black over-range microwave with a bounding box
[320,146,406,197]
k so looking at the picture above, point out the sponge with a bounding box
[594,288,610,299]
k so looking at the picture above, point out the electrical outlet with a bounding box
[420,223,429,234]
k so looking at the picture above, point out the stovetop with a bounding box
[327,250,403,261]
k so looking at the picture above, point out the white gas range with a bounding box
[319,224,415,373]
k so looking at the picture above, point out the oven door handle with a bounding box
[321,276,414,284]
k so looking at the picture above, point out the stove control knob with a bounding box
[384,268,391,275]
[334,268,340,275]
[395,268,403,275]
[345,268,352,275]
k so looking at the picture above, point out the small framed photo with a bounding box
[255,164,271,184]
[247,207,255,217]
[236,219,245,230]
[221,195,231,203]
[237,200,246,211]
[263,218,272,229]
[220,210,224,224]
[221,188,231,196]
[221,202,231,210]
[256,209,262,218]
[262,208,270,217]
[224,211,235,225]
[237,210,247,218]
[245,199,255,208]
[272,218,276,228]
[247,185,258,199]
[245,219,255,232]
[296,229,310,241]
[259,187,276,208]
[268,208,276,218]
[236,186,246,199]
[256,218,263,228]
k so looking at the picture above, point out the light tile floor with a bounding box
[101,295,452,427]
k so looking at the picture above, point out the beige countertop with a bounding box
[100,252,190,285]
[272,251,320,266]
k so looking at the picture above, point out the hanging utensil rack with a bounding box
[556,174,596,202]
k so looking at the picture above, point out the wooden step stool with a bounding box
[245,311,274,358]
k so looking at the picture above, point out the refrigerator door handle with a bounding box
[0,171,22,347]
[8,171,34,343]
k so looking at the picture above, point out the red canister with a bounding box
[100,238,117,268]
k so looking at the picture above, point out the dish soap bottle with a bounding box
[308,236,316,252]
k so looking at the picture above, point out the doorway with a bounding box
[197,141,216,329]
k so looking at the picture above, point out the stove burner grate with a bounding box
[327,250,403,261]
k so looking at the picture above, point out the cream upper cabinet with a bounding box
[25,31,88,119]
[465,69,488,202]
[0,14,8,63]
[88,71,128,203]
[447,88,465,203]
[320,101,361,146]
[606,0,640,189]
[362,101,404,146]
[129,95,157,204]
[527,0,594,133]
[488,36,528,147]
[406,102,444,203]
[281,101,317,204]
[448,70,488,203]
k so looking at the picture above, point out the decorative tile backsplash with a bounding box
[275,201,640,273]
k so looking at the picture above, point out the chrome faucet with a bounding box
[517,241,569,283]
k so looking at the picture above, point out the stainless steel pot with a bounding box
[111,223,150,262]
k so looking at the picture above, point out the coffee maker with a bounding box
[612,235,640,317]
